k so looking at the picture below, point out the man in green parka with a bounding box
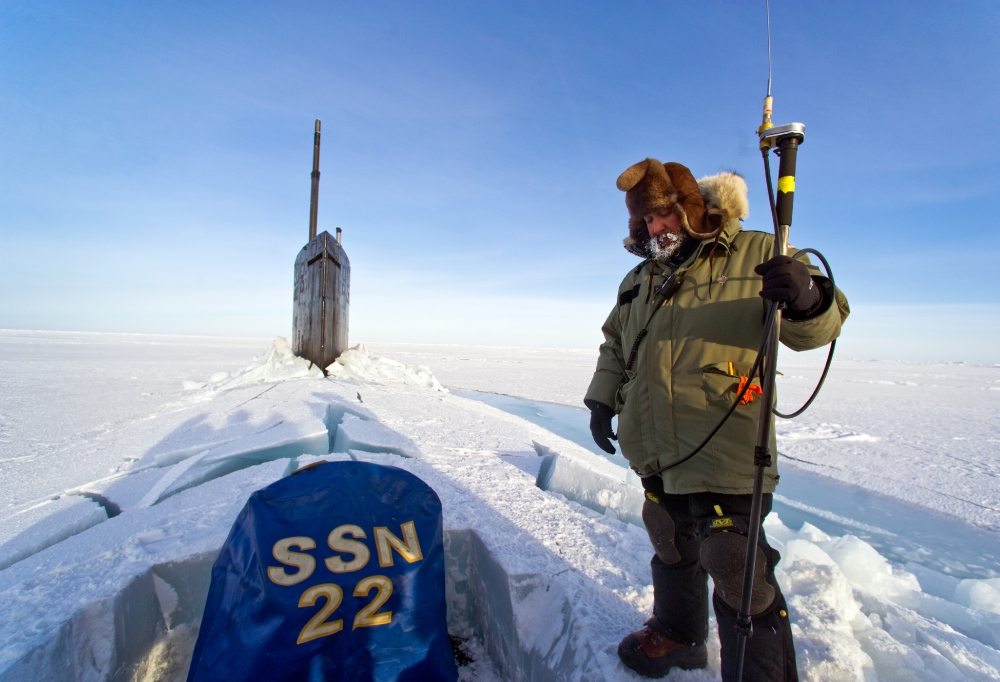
[584,159,849,680]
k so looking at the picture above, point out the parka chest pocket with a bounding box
[700,361,777,480]
[701,362,763,408]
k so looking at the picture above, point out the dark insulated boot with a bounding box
[618,626,708,678]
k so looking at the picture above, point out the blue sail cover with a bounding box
[187,460,458,682]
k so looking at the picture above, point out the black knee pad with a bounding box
[642,500,682,564]
[700,531,775,615]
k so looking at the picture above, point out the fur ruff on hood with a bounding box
[618,159,749,259]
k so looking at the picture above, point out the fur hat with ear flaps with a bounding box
[617,158,749,258]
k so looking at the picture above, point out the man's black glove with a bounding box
[584,399,617,455]
[755,255,821,313]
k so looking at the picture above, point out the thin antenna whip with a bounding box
[765,0,773,96]
[757,0,774,138]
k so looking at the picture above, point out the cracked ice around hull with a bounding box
[332,413,421,458]
[0,459,290,679]
[3,334,1000,681]
[535,447,645,528]
[0,340,352,573]
[0,359,668,681]
[0,495,107,571]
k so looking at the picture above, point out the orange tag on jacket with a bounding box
[737,376,763,405]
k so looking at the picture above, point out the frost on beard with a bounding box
[648,231,689,263]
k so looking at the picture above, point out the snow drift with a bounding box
[327,342,446,391]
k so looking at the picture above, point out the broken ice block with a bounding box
[0,496,108,570]
[332,414,420,458]
[535,453,644,527]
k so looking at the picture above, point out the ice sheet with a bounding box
[2,332,999,681]
[375,343,1000,532]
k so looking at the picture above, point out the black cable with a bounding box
[625,295,669,371]
[614,272,683,397]
[639,301,779,478]
[773,248,836,419]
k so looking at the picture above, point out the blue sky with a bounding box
[2,1,998,361]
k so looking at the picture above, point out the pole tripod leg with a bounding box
[733,306,777,681]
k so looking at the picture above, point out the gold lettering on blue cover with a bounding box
[374,521,423,567]
[268,536,317,586]
[297,583,344,644]
[325,524,371,573]
[353,575,394,629]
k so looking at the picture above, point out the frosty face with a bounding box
[644,211,688,262]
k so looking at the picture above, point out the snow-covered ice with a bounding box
[1,331,998,681]
[370,343,1000,533]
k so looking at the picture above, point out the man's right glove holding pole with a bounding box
[755,255,825,315]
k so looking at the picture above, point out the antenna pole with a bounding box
[309,119,321,241]
[737,3,807,679]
